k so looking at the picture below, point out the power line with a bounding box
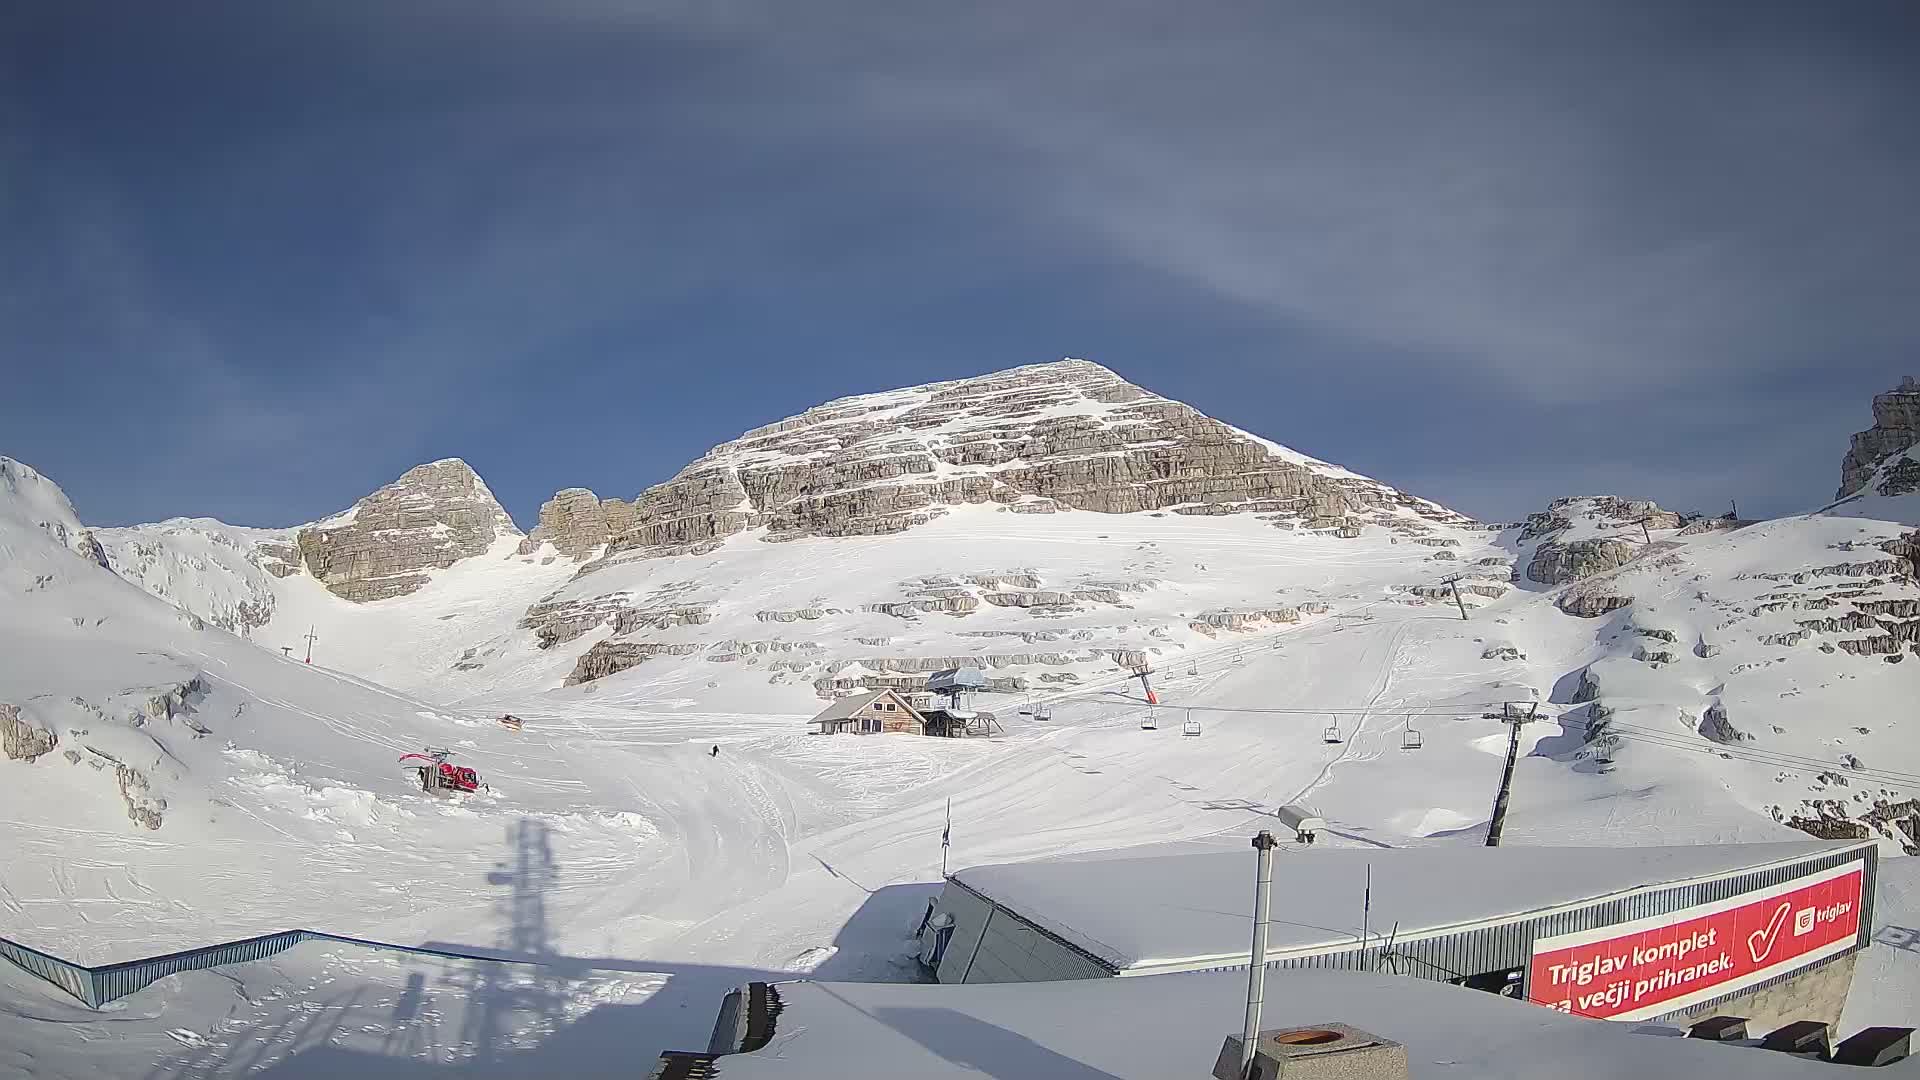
[1605,726,1920,787]
[1022,569,1494,710]
[1584,716,1920,785]
[1583,727,1920,788]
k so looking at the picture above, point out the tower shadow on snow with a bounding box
[149,817,786,1078]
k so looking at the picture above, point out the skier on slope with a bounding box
[710,745,720,757]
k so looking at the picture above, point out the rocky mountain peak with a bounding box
[1838,375,1920,499]
[294,458,521,602]
[521,358,1473,563]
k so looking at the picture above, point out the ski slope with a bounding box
[5,388,1918,1074]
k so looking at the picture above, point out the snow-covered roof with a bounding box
[953,840,1867,973]
[712,969,1851,1079]
[810,688,917,724]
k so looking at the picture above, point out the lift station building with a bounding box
[917,839,1878,1027]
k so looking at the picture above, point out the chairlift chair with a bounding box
[1182,712,1202,737]
[1140,707,1159,730]
[1400,717,1423,751]
[1594,734,1619,773]
[1322,721,1343,744]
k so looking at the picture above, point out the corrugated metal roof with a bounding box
[952,840,1873,973]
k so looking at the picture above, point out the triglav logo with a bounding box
[1794,907,1816,937]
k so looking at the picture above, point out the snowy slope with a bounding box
[1825,444,1920,527]
[0,460,724,966]
[6,360,1920,1072]
[92,360,1494,713]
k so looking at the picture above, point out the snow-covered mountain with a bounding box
[93,359,1491,708]
[5,363,1918,1074]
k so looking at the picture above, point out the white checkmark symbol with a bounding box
[1748,902,1792,963]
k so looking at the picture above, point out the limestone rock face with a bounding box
[564,640,704,686]
[530,360,1473,562]
[1,703,57,762]
[1528,538,1637,585]
[295,459,521,602]
[1518,496,1685,585]
[1838,376,1920,499]
[520,488,635,560]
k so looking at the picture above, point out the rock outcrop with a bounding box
[531,360,1473,561]
[295,459,521,602]
[1519,497,1682,585]
[1838,376,1920,499]
[1,703,57,762]
[1528,538,1636,585]
[564,640,705,686]
[520,488,636,560]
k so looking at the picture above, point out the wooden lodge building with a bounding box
[808,689,926,735]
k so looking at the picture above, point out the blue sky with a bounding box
[3,2,1917,528]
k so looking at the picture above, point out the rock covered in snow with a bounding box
[1514,496,1682,585]
[527,360,1474,559]
[1838,375,1920,499]
[294,459,521,602]
[0,457,110,570]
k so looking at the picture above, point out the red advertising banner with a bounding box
[1528,860,1864,1021]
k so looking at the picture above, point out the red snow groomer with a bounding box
[400,748,481,794]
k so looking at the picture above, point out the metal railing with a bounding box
[0,928,538,1009]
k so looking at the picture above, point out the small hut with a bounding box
[809,689,926,736]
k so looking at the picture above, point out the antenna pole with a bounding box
[1241,831,1279,1079]
[1362,863,1372,970]
[941,798,952,879]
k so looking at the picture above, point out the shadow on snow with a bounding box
[144,818,939,1078]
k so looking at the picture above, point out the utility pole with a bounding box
[1484,702,1537,847]
[302,626,319,665]
[1439,574,1470,621]
[1240,831,1279,1079]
